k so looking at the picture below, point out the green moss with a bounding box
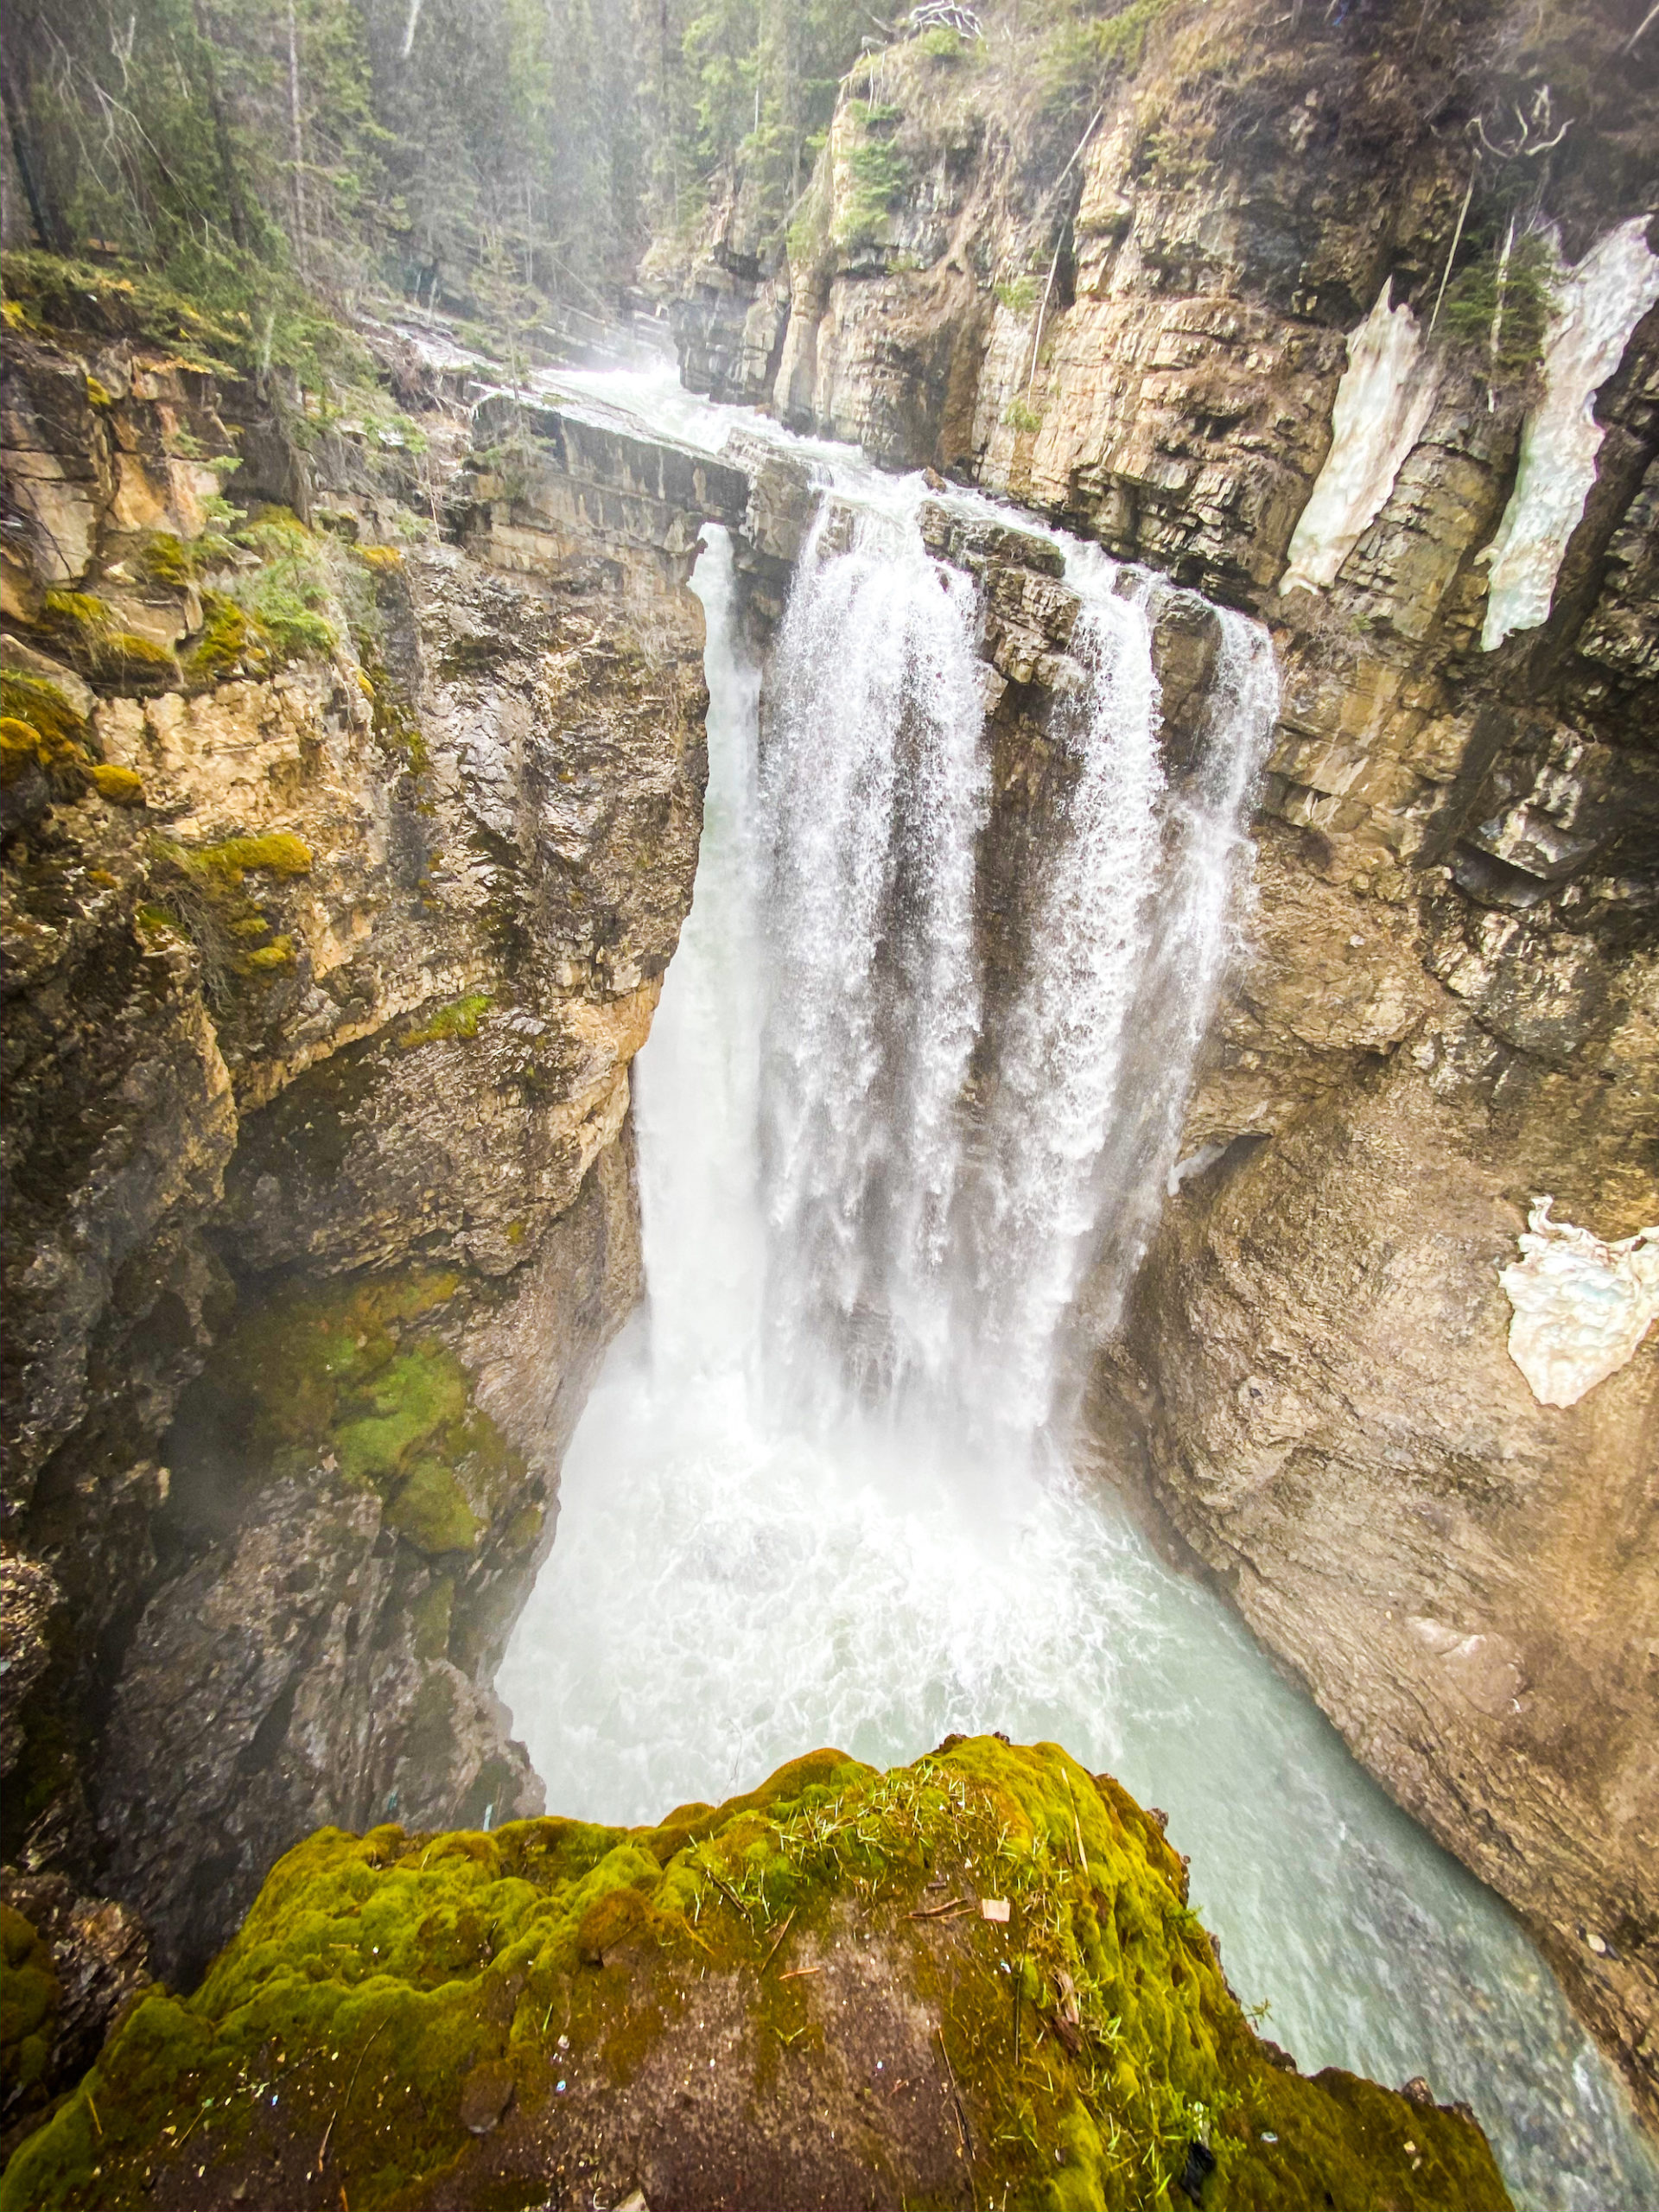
[143,834,312,1001]
[0,1903,60,2107]
[89,762,145,805]
[213,831,312,876]
[166,1271,524,1554]
[397,993,491,1051]
[133,529,233,588]
[182,589,276,686]
[385,1459,484,1555]
[35,591,179,691]
[0,671,96,798]
[0,1739,1514,2212]
[0,671,89,754]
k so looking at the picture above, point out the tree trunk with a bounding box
[0,54,67,252]
[192,0,251,252]
[286,0,309,282]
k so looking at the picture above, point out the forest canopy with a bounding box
[0,0,890,333]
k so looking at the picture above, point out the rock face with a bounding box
[663,0,1659,2128]
[0,283,709,1999]
[0,1868,149,2162]
[0,1736,1515,2212]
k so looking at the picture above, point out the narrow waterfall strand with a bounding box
[969,569,1166,1439]
[760,502,989,1406]
[1083,601,1281,1330]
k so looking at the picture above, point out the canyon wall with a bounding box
[661,0,1659,2128]
[0,287,709,2120]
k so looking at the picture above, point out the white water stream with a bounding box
[499,371,1658,2210]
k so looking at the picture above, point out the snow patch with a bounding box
[1498,1196,1659,1408]
[1480,217,1659,652]
[1279,279,1439,596]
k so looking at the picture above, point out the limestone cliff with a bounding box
[0,1736,1514,2212]
[0,272,707,2050]
[658,0,1659,2129]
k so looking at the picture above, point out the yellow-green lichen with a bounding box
[89,763,145,805]
[397,993,491,1051]
[0,1740,1515,2212]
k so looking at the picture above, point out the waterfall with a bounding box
[759,501,989,1413]
[499,368,1659,2212]
[758,521,1277,1446]
[963,571,1167,1437]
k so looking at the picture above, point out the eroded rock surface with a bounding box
[0,284,707,1999]
[0,1738,1514,2212]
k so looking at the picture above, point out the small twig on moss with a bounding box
[316,2017,391,2176]
[910,1896,974,1919]
[760,1906,797,1974]
[707,1870,756,1930]
[936,2024,975,2160]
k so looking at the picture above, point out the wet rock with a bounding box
[0,1868,149,2160]
[1,306,701,1984]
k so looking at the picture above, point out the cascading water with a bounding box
[499,368,1659,2211]
[760,500,989,1413]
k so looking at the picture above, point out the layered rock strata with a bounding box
[656,0,1659,2126]
[0,290,708,1999]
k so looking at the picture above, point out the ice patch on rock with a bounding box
[1279,279,1439,595]
[1498,1196,1659,1408]
[1480,217,1659,652]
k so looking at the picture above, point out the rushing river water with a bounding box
[499,369,1659,2210]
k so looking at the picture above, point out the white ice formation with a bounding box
[1279,278,1439,596]
[1498,1197,1659,1408]
[1480,217,1659,652]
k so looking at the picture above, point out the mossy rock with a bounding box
[35,591,179,693]
[89,763,145,806]
[0,1903,60,2113]
[0,674,96,806]
[166,1271,523,1559]
[397,992,492,1051]
[0,1740,1514,2212]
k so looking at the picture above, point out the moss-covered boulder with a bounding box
[0,1738,1511,2212]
